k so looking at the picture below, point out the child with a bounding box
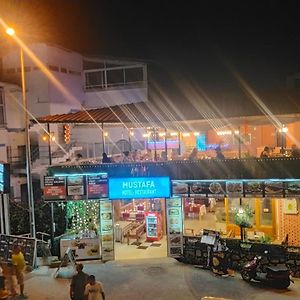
[84,275,105,300]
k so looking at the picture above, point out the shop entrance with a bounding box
[113,198,168,260]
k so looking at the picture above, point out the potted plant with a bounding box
[233,205,253,242]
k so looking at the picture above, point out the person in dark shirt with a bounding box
[215,146,225,159]
[102,153,112,163]
[70,263,89,300]
[260,146,270,158]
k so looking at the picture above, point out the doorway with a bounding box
[112,198,168,260]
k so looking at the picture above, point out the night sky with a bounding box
[1,0,300,117]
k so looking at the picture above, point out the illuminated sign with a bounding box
[0,163,10,194]
[109,177,171,199]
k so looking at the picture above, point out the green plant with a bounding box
[259,235,272,244]
[233,205,253,228]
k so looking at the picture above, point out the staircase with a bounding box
[31,143,83,180]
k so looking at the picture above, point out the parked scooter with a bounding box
[241,251,294,289]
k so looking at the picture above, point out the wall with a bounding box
[278,199,300,246]
[84,86,148,108]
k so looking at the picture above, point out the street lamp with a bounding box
[6,27,36,238]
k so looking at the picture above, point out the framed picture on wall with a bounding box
[283,198,298,214]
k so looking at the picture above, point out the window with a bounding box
[125,67,143,83]
[85,71,104,89]
[0,88,5,127]
[260,198,272,226]
[106,69,124,86]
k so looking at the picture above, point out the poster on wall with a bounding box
[166,197,183,258]
[244,181,264,197]
[226,180,243,197]
[286,181,300,197]
[100,199,114,261]
[264,181,284,197]
[87,174,108,199]
[283,198,298,214]
[67,175,86,200]
[43,176,66,201]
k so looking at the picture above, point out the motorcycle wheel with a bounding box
[275,279,290,289]
[241,270,252,282]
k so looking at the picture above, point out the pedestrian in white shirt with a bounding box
[84,275,105,300]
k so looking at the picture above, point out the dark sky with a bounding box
[1,0,300,116]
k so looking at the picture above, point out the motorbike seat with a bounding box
[266,264,288,272]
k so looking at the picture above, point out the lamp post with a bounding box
[6,28,36,238]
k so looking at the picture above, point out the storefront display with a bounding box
[166,197,183,258]
[60,236,100,260]
[145,212,162,242]
[100,199,114,261]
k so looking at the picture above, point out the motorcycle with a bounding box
[241,251,294,289]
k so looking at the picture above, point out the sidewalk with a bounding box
[23,257,300,300]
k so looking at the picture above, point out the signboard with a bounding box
[87,174,108,199]
[109,177,171,200]
[100,200,114,261]
[207,181,226,198]
[226,180,243,197]
[264,181,284,197]
[43,176,66,201]
[172,181,189,196]
[0,163,10,194]
[244,181,263,197]
[285,181,300,197]
[166,197,183,258]
[67,175,86,200]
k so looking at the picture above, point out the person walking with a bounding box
[70,263,89,300]
[84,275,105,300]
[11,244,27,298]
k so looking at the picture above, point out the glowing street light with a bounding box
[6,27,15,36]
[5,27,36,238]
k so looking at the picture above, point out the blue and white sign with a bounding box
[0,163,10,194]
[109,177,171,199]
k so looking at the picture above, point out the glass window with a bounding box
[106,69,124,86]
[241,198,256,226]
[228,198,256,226]
[85,71,104,88]
[125,67,143,83]
[260,198,272,226]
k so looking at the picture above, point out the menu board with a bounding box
[172,181,189,196]
[244,181,264,197]
[100,200,114,261]
[189,182,207,197]
[67,175,86,200]
[285,181,300,197]
[43,176,66,201]
[264,181,284,197]
[166,197,183,258]
[0,163,10,194]
[226,180,243,197]
[87,174,108,199]
[207,181,226,198]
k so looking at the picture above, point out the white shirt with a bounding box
[84,281,104,300]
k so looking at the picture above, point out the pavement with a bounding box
[19,257,300,300]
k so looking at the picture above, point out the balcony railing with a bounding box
[47,157,300,180]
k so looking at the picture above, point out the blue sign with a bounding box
[109,177,171,199]
[0,163,10,194]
